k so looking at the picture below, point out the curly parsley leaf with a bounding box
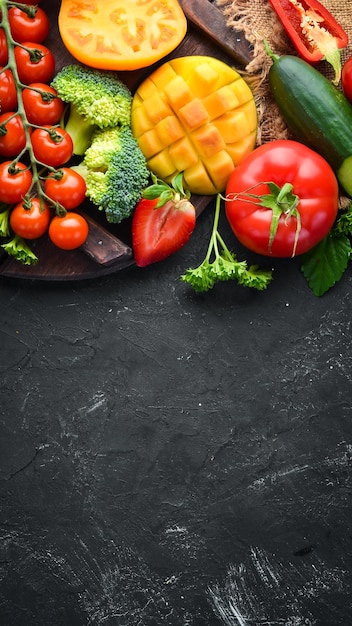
[181,194,272,293]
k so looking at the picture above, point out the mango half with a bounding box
[131,56,257,195]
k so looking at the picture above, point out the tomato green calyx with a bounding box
[228,181,301,256]
[22,195,33,210]
[142,172,191,210]
[48,168,65,181]
[14,4,38,19]
[8,160,28,175]
[46,127,64,144]
[21,43,44,64]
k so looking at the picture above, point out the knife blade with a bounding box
[178,0,252,67]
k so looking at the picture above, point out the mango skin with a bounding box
[131,56,257,195]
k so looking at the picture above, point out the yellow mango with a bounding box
[163,76,194,110]
[178,99,209,131]
[169,136,199,170]
[191,126,226,159]
[188,63,220,97]
[226,131,258,165]
[137,129,164,159]
[131,55,257,194]
[132,106,155,137]
[184,161,217,195]
[148,150,177,180]
[155,116,185,146]
[142,92,173,125]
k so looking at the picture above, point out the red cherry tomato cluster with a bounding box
[0,1,89,254]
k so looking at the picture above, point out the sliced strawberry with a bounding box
[132,173,196,267]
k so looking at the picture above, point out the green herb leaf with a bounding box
[143,184,169,200]
[301,233,351,296]
[181,194,273,293]
[1,236,38,266]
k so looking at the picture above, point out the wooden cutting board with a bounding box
[0,0,252,281]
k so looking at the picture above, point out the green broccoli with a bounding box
[81,125,150,223]
[51,64,133,155]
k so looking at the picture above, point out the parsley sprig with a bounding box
[181,194,272,292]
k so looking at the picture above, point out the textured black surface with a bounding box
[1,208,352,626]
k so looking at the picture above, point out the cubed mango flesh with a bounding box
[131,55,257,194]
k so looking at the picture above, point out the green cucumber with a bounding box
[267,51,352,196]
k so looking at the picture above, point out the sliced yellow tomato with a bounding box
[58,0,187,71]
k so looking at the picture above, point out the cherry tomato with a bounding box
[49,213,89,250]
[342,56,352,103]
[10,197,50,239]
[31,126,73,167]
[8,7,50,44]
[0,161,33,204]
[225,140,339,257]
[14,42,55,84]
[0,29,8,66]
[22,83,65,125]
[0,68,17,113]
[19,0,42,4]
[44,168,87,210]
[0,112,28,157]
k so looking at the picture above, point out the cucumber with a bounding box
[267,52,352,196]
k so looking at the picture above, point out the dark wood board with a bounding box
[0,0,252,281]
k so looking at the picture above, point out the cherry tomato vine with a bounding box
[0,0,88,265]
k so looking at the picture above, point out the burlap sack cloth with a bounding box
[216,0,352,145]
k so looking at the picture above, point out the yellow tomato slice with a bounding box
[58,0,187,71]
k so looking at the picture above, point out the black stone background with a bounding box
[1,205,352,626]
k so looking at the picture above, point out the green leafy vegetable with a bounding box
[1,235,38,265]
[181,194,273,292]
[0,207,10,238]
[301,201,352,296]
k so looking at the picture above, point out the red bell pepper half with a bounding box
[268,0,348,84]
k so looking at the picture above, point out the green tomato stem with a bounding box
[0,2,70,228]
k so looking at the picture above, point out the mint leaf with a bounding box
[301,233,351,296]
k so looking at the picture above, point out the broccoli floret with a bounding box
[82,126,150,223]
[51,64,132,155]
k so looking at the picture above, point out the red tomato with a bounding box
[10,197,51,239]
[342,56,352,103]
[132,196,196,267]
[19,0,42,4]
[0,112,28,157]
[44,167,86,210]
[8,7,50,44]
[31,126,73,167]
[22,83,65,125]
[0,68,17,112]
[14,42,55,84]
[0,161,33,204]
[0,29,8,66]
[49,213,89,250]
[225,140,339,257]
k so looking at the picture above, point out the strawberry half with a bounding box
[132,173,196,267]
